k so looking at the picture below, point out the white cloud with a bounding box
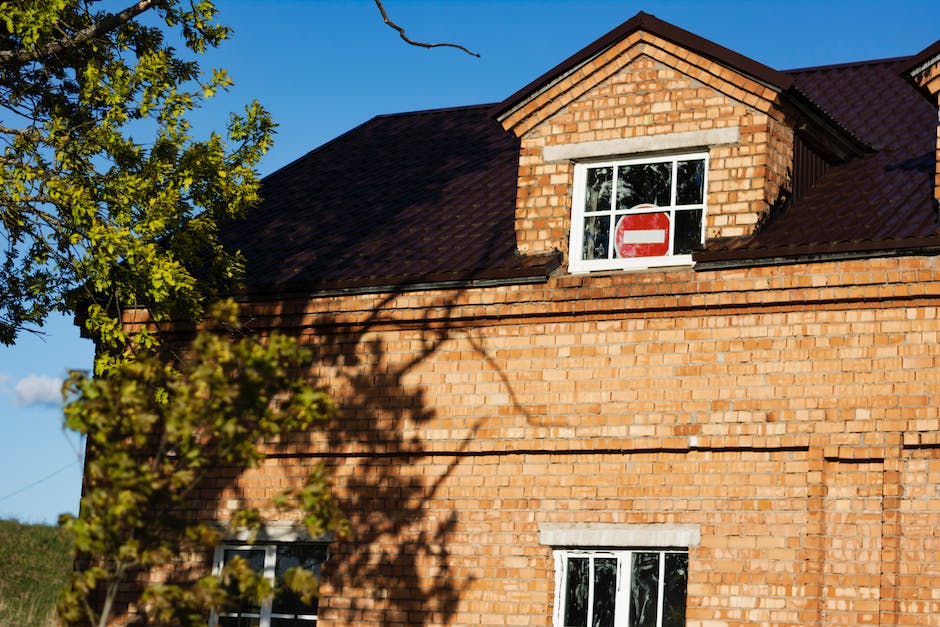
[14,374,64,407]
[0,372,9,388]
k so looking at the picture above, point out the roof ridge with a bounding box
[262,103,499,180]
[372,102,497,120]
[786,55,912,75]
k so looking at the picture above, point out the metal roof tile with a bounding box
[224,23,939,287]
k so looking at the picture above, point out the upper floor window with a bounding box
[568,153,707,273]
[554,549,688,627]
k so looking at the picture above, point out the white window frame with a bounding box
[209,542,325,627]
[568,151,708,274]
[552,548,688,627]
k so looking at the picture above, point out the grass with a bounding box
[0,518,73,626]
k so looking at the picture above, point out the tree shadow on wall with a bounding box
[264,292,491,626]
[98,273,550,627]
[108,299,481,626]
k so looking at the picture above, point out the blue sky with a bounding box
[1,0,938,524]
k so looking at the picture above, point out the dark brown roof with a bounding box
[696,57,940,266]
[491,11,793,121]
[226,104,560,295]
[227,15,939,293]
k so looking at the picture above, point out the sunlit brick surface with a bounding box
[112,255,940,626]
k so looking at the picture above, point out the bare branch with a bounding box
[0,123,40,138]
[373,0,480,58]
[0,0,157,66]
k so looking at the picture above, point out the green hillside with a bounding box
[0,519,72,626]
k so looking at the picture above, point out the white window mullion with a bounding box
[616,552,630,626]
[656,552,666,627]
[607,166,618,261]
[586,556,595,627]
[262,545,278,627]
[700,160,709,249]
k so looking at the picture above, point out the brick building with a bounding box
[144,12,940,627]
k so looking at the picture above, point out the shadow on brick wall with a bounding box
[286,293,478,625]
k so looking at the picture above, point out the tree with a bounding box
[0,0,273,370]
[57,301,346,627]
[1,2,342,624]
[1,2,475,623]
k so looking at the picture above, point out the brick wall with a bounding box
[143,254,940,627]
[503,33,794,258]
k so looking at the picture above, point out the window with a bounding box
[553,549,688,627]
[211,543,327,627]
[569,153,707,273]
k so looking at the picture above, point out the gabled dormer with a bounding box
[492,12,870,273]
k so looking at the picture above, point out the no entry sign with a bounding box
[615,207,670,258]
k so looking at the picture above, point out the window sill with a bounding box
[567,254,695,275]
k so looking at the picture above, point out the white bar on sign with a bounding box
[619,229,666,244]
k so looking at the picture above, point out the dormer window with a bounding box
[568,152,707,273]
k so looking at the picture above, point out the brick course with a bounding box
[123,254,940,627]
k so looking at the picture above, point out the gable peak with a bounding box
[492,11,793,124]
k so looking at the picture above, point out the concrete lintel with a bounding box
[225,522,334,544]
[538,522,701,547]
[543,127,740,162]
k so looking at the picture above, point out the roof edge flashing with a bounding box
[233,264,562,303]
[695,244,940,271]
[493,11,792,125]
[908,52,940,82]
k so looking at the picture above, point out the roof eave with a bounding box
[233,252,564,302]
[694,237,940,270]
[895,39,940,102]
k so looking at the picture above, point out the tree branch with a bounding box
[373,0,479,58]
[0,0,157,66]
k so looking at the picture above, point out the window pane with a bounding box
[273,545,327,616]
[222,549,266,614]
[630,552,660,627]
[564,557,589,626]
[582,216,610,260]
[662,553,688,627]
[618,163,671,208]
[224,548,266,571]
[585,167,613,213]
[673,209,703,254]
[592,558,617,627]
[676,160,705,205]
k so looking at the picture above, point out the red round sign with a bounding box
[615,207,670,258]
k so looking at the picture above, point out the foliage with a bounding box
[57,301,346,627]
[1,3,346,625]
[0,0,274,371]
[0,518,73,626]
